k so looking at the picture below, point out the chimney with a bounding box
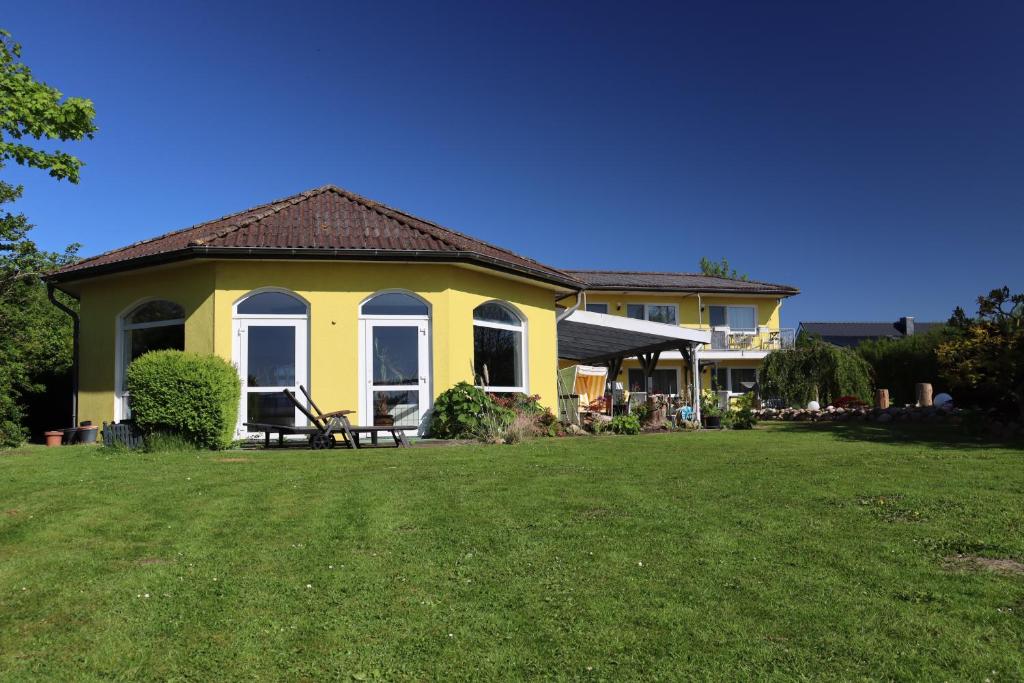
[899,316,915,336]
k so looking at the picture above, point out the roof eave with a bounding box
[580,285,800,296]
[44,246,586,290]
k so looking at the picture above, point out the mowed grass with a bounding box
[1,425,1023,681]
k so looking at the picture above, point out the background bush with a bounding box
[761,336,873,408]
[856,328,951,405]
[126,350,240,449]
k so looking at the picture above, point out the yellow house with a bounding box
[559,271,798,401]
[45,185,798,436]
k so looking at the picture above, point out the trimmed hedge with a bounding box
[126,350,240,449]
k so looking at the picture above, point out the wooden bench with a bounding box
[244,387,411,449]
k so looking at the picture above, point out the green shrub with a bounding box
[857,328,952,405]
[723,393,759,430]
[609,414,641,435]
[761,336,873,407]
[126,350,240,450]
[431,382,506,439]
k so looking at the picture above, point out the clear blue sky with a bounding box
[6,1,1023,326]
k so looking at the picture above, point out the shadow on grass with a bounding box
[769,421,1024,451]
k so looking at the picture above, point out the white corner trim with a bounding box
[563,309,711,344]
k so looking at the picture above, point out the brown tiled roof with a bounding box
[565,270,799,296]
[49,185,584,288]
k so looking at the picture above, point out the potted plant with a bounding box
[700,388,723,428]
[374,394,398,426]
[45,430,64,447]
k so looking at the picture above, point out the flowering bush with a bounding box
[833,395,869,409]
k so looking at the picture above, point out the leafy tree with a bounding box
[699,256,748,281]
[937,287,1024,420]
[0,29,96,445]
[761,335,873,408]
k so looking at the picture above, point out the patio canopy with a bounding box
[557,309,710,417]
[557,309,710,364]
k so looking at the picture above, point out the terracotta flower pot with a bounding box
[45,431,64,447]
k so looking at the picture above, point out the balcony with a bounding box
[709,327,795,352]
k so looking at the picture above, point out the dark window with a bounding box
[474,326,522,388]
[732,368,758,394]
[237,291,306,315]
[361,292,428,316]
[473,302,518,325]
[585,303,608,314]
[128,300,185,324]
[128,324,184,365]
[709,306,726,327]
[627,368,678,394]
[626,304,644,320]
[714,367,729,391]
[246,326,296,387]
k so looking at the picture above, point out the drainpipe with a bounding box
[47,284,79,428]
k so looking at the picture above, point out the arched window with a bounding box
[236,291,307,316]
[117,299,186,418]
[361,292,429,317]
[359,291,431,431]
[233,290,309,431]
[473,302,526,392]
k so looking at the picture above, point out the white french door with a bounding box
[235,318,308,432]
[362,319,429,433]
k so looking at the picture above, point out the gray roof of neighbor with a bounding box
[799,321,945,340]
[564,270,799,296]
[48,185,584,288]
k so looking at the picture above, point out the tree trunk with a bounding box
[876,389,889,409]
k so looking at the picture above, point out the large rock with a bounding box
[876,413,893,424]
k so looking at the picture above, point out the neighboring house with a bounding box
[45,185,798,435]
[797,317,944,348]
[563,271,798,397]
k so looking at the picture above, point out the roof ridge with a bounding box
[189,186,334,246]
[65,186,330,269]
[317,185,579,280]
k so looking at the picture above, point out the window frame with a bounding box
[709,304,758,333]
[585,302,609,314]
[472,300,528,393]
[625,302,679,326]
[232,288,311,434]
[115,298,187,421]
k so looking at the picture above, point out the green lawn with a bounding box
[2,425,1023,681]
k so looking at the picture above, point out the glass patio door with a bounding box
[363,319,429,431]
[237,319,308,430]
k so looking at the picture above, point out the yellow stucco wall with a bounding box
[578,293,782,331]
[68,260,559,428]
[70,262,216,428]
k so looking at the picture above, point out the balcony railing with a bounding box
[709,328,795,352]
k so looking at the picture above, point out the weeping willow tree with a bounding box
[761,336,873,407]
